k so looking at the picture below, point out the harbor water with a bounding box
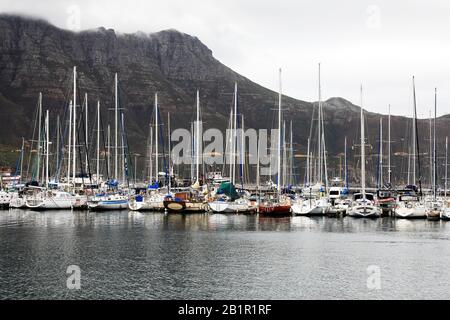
[1,210,450,299]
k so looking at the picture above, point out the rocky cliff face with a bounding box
[0,14,448,185]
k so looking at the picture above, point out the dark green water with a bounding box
[1,209,449,299]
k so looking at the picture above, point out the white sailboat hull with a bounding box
[347,205,382,218]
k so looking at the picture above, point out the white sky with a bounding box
[1,0,450,118]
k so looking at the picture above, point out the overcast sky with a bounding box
[1,0,449,117]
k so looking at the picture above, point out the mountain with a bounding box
[0,14,448,185]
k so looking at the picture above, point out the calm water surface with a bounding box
[1,209,450,299]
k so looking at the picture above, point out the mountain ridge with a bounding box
[0,14,448,185]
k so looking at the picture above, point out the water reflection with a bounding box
[2,210,450,299]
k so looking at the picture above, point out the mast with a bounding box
[277,68,282,194]
[445,136,448,198]
[168,112,171,193]
[429,110,432,188]
[344,136,348,189]
[85,93,89,175]
[56,115,60,182]
[388,105,391,185]
[36,92,42,182]
[379,117,383,188]
[433,88,437,200]
[228,109,233,181]
[107,124,111,181]
[233,83,237,185]
[256,142,260,211]
[19,137,24,184]
[196,90,200,183]
[114,73,118,181]
[96,101,100,184]
[360,85,366,200]
[412,77,417,185]
[121,112,126,184]
[149,123,153,183]
[317,63,322,184]
[45,109,49,188]
[412,76,423,196]
[290,121,293,186]
[72,66,77,183]
[306,138,310,186]
[155,93,159,184]
[67,100,72,183]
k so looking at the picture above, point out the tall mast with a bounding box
[429,110,432,188]
[107,124,111,181]
[290,121,293,186]
[36,92,43,182]
[56,114,60,182]
[317,63,322,184]
[388,105,391,184]
[360,85,366,199]
[379,117,383,188]
[412,76,417,185]
[67,100,72,183]
[196,90,200,183]
[228,109,233,181]
[155,93,158,183]
[445,136,448,198]
[96,101,100,184]
[149,122,153,182]
[277,68,282,194]
[306,138,310,186]
[85,93,89,174]
[433,88,437,200]
[344,136,348,189]
[114,73,118,181]
[45,109,49,188]
[168,112,171,193]
[121,113,125,184]
[233,83,237,185]
[72,66,77,183]
[19,137,24,184]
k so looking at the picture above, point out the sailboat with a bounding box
[208,83,256,214]
[347,86,382,218]
[376,113,396,216]
[129,93,165,211]
[26,108,76,210]
[327,137,351,216]
[259,68,292,217]
[293,64,330,216]
[88,73,128,211]
[425,88,443,221]
[163,90,208,213]
[395,77,427,219]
